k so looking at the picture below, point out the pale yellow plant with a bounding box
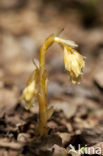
[22,30,85,136]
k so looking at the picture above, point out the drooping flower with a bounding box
[63,46,85,83]
[54,36,85,83]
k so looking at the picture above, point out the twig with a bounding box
[0,139,24,150]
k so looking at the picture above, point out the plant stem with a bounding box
[38,32,63,135]
[38,35,55,135]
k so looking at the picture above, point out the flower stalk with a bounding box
[22,30,85,136]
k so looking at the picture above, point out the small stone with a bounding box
[17,133,30,143]
[57,132,72,146]
[94,70,103,89]
[49,144,66,156]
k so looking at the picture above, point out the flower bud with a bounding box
[22,69,39,109]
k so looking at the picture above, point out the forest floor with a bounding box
[0,0,103,155]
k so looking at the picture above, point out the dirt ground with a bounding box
[0,0,103,155]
